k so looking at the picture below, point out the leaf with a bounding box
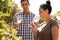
[12,36,18,40]
[12,28,17,35]
[0,29,6,35]
[8,0,12,7]
[55,11,60,16]
[0,20,7,29]
[2,0,5,2]
[17,37,22,40]
[38,18,44,24]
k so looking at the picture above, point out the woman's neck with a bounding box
[44,15,51,24]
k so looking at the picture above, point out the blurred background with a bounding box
[0,0,60,40]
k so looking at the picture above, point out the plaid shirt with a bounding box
[13,12,35,40]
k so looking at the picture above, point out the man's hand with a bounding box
[14,22,20,28]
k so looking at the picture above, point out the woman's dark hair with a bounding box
[40,0,52,14]
[21,0,29,3]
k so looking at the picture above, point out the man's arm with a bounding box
[13,13,20,28]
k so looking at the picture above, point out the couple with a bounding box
[13,0,59,40]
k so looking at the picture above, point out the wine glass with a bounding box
[33,15,40,23]
[32,15,46,32]
[17,15,22,23]
[32,15,41,28]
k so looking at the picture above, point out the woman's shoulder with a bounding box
[50,19,59,28]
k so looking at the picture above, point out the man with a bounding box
[13,0,35,40]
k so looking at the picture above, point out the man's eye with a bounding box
[22,3,27,6]
[22,4,24,6]
[25,3,27,5]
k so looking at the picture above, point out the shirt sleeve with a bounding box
[51,20,59,28]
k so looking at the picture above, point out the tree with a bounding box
[4,3,20,24]
[0,0,22,40]
[55,11,60,16]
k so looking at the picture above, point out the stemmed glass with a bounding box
[17,15,22,24]
[32,15,40,23]
[32,15,46,32]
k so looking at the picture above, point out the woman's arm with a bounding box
[51,26,59,40]
[30,22,38,40]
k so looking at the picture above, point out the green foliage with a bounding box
[38,18,44,24]
[0,20,7,40]
[50,11,60,20]
[0,20,7,31]
[12,36,22,40]
[0,0,12,13]
[55,11,60,16]
[0,0,12,23]
[4,3,20,23]
[0,0,20,23]
[0,35,2,40]
[0,19,22,40]
[0,0,22,40]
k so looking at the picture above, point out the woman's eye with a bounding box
[25,3,27,5]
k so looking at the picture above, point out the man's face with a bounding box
[21,1,30,11]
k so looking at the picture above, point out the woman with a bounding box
[30,0,59,40]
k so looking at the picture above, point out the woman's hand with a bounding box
[30,22,38,40]
[30,22,37,30]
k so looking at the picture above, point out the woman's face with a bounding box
[39,7,48,19]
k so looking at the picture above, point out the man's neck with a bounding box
[23,10,30,15]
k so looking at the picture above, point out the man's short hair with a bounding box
[21,0,29,3]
